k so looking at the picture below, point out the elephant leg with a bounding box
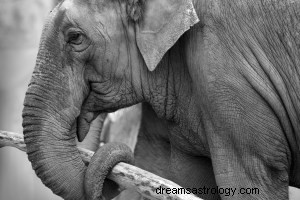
[135,126,220,200]
[134,103,171,183]
[134,103,219,200]
[206,83,290,199]
[134,127,171,180]
[169,146,221,200]
[133,103,171,177]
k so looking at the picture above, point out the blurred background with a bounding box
[0,0,61,200]
[0,1,62,199]
[0,0,141,199]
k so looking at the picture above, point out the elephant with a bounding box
[134,103,220,200]
[22,0,300,199]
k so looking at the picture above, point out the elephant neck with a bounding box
[141,40,196,129]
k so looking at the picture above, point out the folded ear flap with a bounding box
[135,0,199,71]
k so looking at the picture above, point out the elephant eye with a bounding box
[67,32,83,45]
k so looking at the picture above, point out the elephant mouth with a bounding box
[76,92,124,143]
[76,110,109,151]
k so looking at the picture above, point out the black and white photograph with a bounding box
[1,0,300,199]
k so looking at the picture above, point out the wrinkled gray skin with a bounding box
[22,0,300,199]
[135,103,220,200]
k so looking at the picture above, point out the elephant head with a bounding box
[22,0,199,199]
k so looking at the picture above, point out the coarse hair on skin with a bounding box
[125,0,145,21]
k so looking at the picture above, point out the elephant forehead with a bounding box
[62,0,74,10]
[60,0,81,16]
[62,0,105,11]
[56,0,89,28]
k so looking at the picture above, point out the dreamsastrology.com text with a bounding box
[155,186,260,197]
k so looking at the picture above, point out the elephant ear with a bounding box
[135,0,199,71]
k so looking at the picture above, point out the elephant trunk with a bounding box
[22,13,87,199]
